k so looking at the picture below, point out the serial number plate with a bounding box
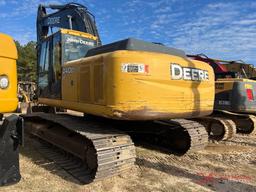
[121,64,148,73]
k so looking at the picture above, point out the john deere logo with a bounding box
[171,64,209,81]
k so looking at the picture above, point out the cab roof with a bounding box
[0,33,18,59]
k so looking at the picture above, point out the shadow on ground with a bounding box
[136,158,256,192]
[20,135,82,184]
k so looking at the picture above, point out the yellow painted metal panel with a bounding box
[0,33,18,113]
[79,65,91,103]
[60,29,98,41]
[215,81,234,94]
[0,33,18,59]
[62,67,78,102]
[43,50,215,120]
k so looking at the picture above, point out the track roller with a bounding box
[22,112,136,184]
[193,117,236,141]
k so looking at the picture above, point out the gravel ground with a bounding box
[1,126,256,192]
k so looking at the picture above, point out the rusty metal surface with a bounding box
[22,113,136,184]
[111,107,212,120]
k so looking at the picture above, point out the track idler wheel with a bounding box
[195,118,236,141]
[232,116,256,135]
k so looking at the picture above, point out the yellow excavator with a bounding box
[188,54,256,141]
[23,3,215,184]
[0,33,23,186]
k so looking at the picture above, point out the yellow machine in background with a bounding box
[215,78,256,114]
[0,33,22,186]
[0,33,18,113]
[188,55,256,141]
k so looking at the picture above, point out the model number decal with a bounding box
[62,67,76,75]
[121,63,149,73]
[171,63,209,81]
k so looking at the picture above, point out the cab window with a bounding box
[38,41,50,90]
[62,34,96,63]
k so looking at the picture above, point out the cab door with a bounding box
[38,33,62,99]
[49,33,62,99]
[38,38,50,98]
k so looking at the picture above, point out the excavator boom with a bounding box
[188,54,256,79]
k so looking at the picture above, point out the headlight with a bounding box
[0,75,9,89]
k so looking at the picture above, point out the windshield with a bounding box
[63,34,96,63]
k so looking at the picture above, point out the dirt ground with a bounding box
[0,132,255,192]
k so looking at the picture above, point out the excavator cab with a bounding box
[36,3,100,99]
[38,29,98,99]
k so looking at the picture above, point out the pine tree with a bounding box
[15,41,37,82]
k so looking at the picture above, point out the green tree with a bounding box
[15,41,37,82]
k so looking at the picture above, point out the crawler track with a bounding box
[159,119,209,153]
[193,117,236,141]
[116,119,209,155]
[214,110,256,135]
[22,113,136,184]
[234,115,256,135]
